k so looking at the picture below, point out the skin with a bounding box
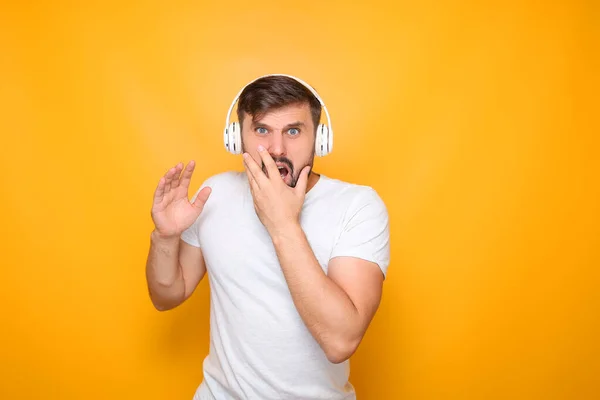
[146,102,384,364]
[240,102,319,190]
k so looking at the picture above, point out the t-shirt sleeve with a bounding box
[179,182,211,248]
[330,187,391,278]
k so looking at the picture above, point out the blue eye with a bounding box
[288,128,300,135]
[256,127,268,134]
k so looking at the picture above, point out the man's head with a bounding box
[237,75,322,188]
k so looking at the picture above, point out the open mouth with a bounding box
[262,159,293,182]
[277,164,290,180]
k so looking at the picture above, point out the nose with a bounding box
[267,131,286,158]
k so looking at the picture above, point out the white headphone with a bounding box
[223,74,333,157]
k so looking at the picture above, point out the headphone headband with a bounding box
[225,74,332,136]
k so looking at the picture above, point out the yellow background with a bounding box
[1,1,598,399]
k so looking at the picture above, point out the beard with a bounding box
[261,153,314,188]
[241,140,314,188]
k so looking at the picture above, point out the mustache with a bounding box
[261,157,294,176]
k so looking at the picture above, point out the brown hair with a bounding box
[236,75,322,131]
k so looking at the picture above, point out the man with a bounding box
[146,75,390,399]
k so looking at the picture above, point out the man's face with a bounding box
[241,102,315,188]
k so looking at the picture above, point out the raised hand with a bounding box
[151,160,211,239]
[242,145,310,237]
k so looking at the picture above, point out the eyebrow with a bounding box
[252,121,306,130]
[284,122,305,130]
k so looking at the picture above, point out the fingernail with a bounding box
[257,145,265,152]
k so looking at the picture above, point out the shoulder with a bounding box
[198,170,246,192]
[200,170,245,188]
[324,177,391,276]
[318,175,388,215]
[189,170,246,201]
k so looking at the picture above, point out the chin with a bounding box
[282,174,297,188]
[283,176,294,187]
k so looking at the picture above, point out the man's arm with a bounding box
[271,224,384,364]
[146,160,211,311]
[241,147,389,362]
[146,233,207,311]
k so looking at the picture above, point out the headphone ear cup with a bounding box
[225,122,242,154]
[327,125,333,154]
[315,125,323,157]
[315,124,330,156]
[223,126,230,151]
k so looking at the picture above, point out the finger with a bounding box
[170,162,184,189]
[243,152,267,188]
[256,145,278,181]
[295,165,311,194]
[153,176,167,204]
[192,186,212,210]
[243,158,261,199]
[179,160,195,189]
[243,159,260,194]
[163,167,177,195]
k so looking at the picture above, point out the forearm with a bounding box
[270,223,362,363]
[145,230,185,310]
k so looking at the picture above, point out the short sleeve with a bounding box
[330,188,391,278]
[180,183,209,248]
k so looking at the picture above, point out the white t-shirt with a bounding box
[180,171,390,400]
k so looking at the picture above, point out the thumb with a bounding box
[295,166,311,194]
[192,186,212,211]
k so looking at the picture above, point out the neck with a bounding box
[306,171,321,193]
